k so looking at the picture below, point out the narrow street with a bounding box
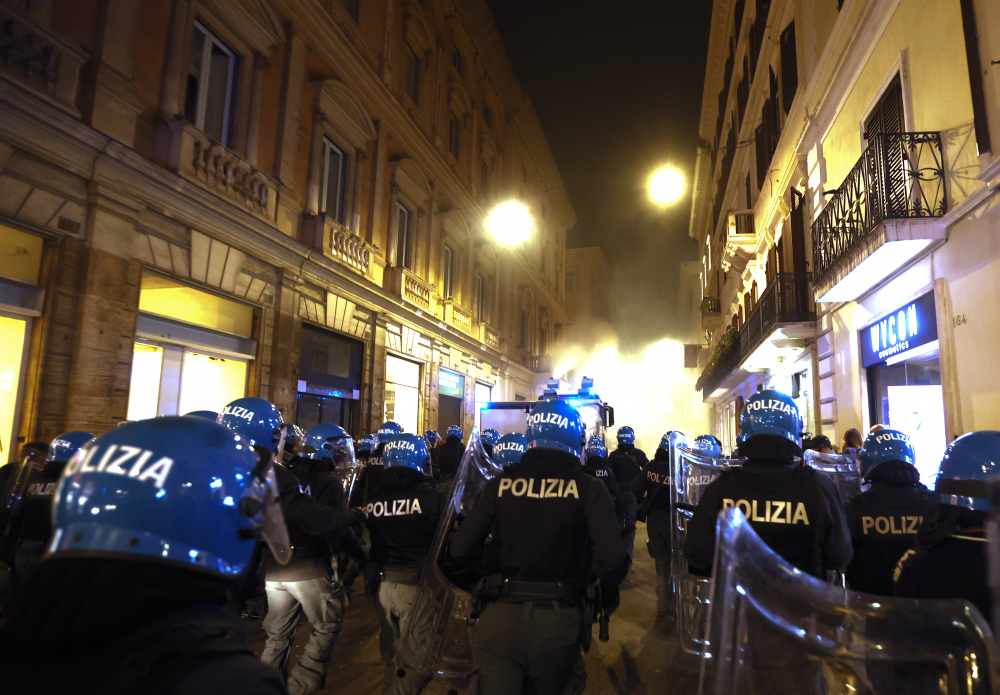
[246,525,700,694]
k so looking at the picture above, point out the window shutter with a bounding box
[780,22,798,113]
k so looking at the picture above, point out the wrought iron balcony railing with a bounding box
[738,272,814,361]
[811,132,946,282]
[699,331,741,396]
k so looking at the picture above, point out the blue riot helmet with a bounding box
[617,426,635,446]
[738,389,804,456]
[53,416,292,574]
[482,429,501,448]
[377,421,404,444]
[424,430,441,446]
[935,431,1000,511]
[282,423,307,453]
[302,423,356,469]
[219,397,285,462]
[859,428,916,479]
[447,425,464,440]
[585,436,607,459]
[526,399,587,460]
[695,434,722,457]
[184,410,219,421]
[382,433,430,474]
[494,433,528,469]
[658,431,681,452]
[357,434,375,455]
[48,431,95,463]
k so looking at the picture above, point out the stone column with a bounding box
[305,109,326,215]
[273,23,307,235]
[267,271,302,419]
[245,51,271,167]
[158,0,189,118]
[351,150,366,234]
[80,0,144,147]
[386,183,400,267]
[365,121,388,247]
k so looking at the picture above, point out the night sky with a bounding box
[486,0,713,347]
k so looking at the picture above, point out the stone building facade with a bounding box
[0,0,573,460]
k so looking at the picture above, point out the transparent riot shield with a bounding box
[0,451,46,536]
[395,429,502,683]
[699,507,999,695]
[803,449,863,504]
[671,432,731,657]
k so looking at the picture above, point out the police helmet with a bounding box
[738,389,803,454]
[526,399,587,459]
[48,431,95,464]
[935,431,1000,511]
[585,436,607,459]
[52,416,290,577]
[447,425,464,440]
[184,411,219,421]
[424,430,441,446]
[281,423,307,451]
[617,426,635,446]
[219,397,284,456]
[859,428,916,479]
[658,431,680,452]
[377,421,404,444]
[695,434,722,457]
[494,433,527,469]
[482,428,501,447]
[302,423,356,469]
[357,434,375,455]
[382,433,430,474]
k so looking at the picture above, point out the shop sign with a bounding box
[439,369,465,398]
[860,292,937,367]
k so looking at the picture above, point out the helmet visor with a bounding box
[331,437,357,469]
[243,455,292,565]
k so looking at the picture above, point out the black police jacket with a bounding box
[439,436,466,479]
[683,460,853,579]
[608,445,647,490]
[584,455,624,526]
[365,466,445,568]
[894,504,991,624]
[450,448,628,589]
[632,448,672,521]
[274,463,357,540]
[844,461,937,596]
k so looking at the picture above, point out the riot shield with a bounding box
[670,432,731,657]
[699,507,999,695]
[803,449,863,504]
[0,451,46,537]
[395,429,502,683]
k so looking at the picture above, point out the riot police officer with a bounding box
[439,425,466,480]
[632,431,678,617]
[260,422,366,694]
[449,400,627,695]
[844,429,936,595]
[364,432,445,695]
[684,390,852,578]
[482,428,501,458]
[357,422,403,505]
[894,431,998,623]
[493,433,527,469]
[584,435,623,528]
[0,431,93,585]
[0,417,287,693]
[607,425,648,562]
[423,430,442,477]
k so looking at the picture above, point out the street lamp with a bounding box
[648,165,684,205]
[487,200,532,245]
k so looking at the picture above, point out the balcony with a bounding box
[528,354,553,374]
[477,322,500,351]
[738,273,815,369]
[384,266,434,313]
[721,211,756,274]
[701,296,722,331]
[442,300,473,336]
[304,216,377,281]
[0,5,86,116]
[696,328,741,397]
[812,132,947,303]
[157,121,280,221]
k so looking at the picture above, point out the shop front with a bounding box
[861,291,945,485]
[126,273,253,420]
[437,368,465,434]
[296,323,363,432]
[384,354,421,433]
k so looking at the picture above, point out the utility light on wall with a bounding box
[487,200,532,245]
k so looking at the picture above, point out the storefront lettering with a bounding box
[860,292,938,368]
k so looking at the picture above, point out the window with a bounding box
[186,21,237,146]
[518,309,527,348]
[442,245,454,298]
[395,203,413,269]
[475,272,485,322]
[384,354,420,434]
[780,22,798,113]
[339,0,359,21]
[321,138,347,223]
[480,160,489,195]
[404,45,421,103]
[452,45,463,73]
[565,272,575,293]
[448,112,461,159]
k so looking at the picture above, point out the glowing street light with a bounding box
[648,165,684,205]
[487,200,532,245]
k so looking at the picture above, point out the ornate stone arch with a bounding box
[312,80,377,149]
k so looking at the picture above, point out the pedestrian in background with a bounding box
[842,428,863,454]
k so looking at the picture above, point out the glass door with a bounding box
[0,313,30,463]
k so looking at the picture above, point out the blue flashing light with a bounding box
[223,496,235,507]
[156,489,166,499]
[189,549,199,559]
[567,399,582,407]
